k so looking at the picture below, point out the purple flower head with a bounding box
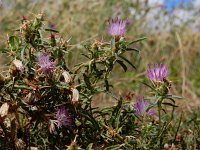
[108,18,127,36]
[134,97,156,116]
[55,106,73,128]
[147,64,168,82]
[37,53,56,75]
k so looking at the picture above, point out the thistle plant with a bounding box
[0,14,145,149]
[0,13,79,149]
[0,13,190,150]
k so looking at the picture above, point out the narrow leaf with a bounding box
[119,55,136,69]
[128,37,147,46]
[105,145,121,150]
[45,28,59,33]
[86,143,93,150]
[162,102,178,107]
[126,48,140,52]
[9,36,20,51]
[116,60,127,72]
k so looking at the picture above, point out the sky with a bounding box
[135,0,200,32]
[148,0,200,7]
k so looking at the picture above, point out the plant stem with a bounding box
[158,100,162,131]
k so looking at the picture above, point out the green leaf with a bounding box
[83,73,93,90]
[165,97,175,104]
[86,143,93,150]
[141,82,157,92]
[81,53,90,59]
[128,37,147,46]
[20,44,28,61]
[162,102,178,107]
[105,79,110,91]
[104,145,121,150]
[79,111,100,131]
[111,38,116,50]
[119,56,136,70]
[168,94,183,99]
[0,48,8,53]
[116,60,127,72]
[44,28,59,33]
[111,98,123,129]
[123,143,133,150]
[101,107,113,114]
[9,36,20,51]
[125,48,140,52]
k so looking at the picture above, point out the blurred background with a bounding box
[0,0,200,111]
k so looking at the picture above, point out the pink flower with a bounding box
[37,53,56,75]
[134,97,156,116]
[108,18,127,36]
[55,106,73,128]
[147,64,168,82]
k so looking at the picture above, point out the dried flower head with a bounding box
[3,117,11,128]
[30,147,38,150]
[37,53,56,75]
[108,18,127,36]
[71,88,79,103]
[134,97,156,116]
[164,143,169,149]
[0,103,9,118]
[24,92,40,105]
[49,120,56,133]
[12,59,24,73]
[15,138,26,150]
[62,71,72,83]
[55,106,73,128]
[147,64,168,82]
